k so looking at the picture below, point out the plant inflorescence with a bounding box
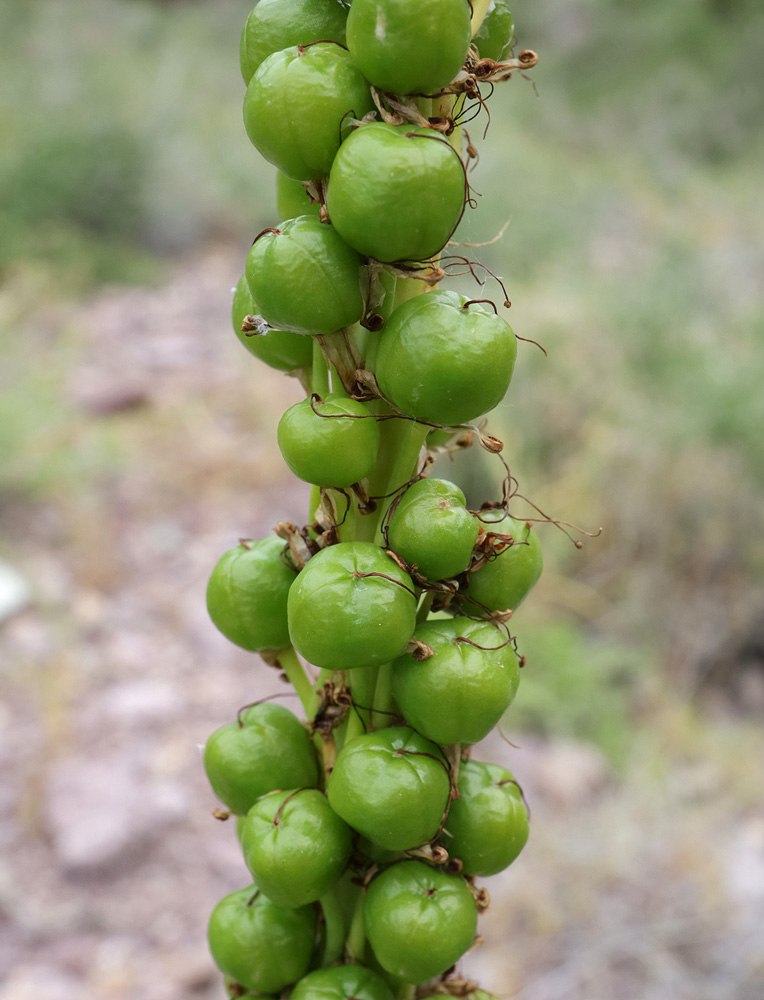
[202,2,549,997]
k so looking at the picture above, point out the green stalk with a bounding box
[276,647,316,718]
[470,0,493,35]
[416,591,435,624]
[373,419,430,546]
[309,483,321,525]
[346,892,366,963]
[319,888,346,967]
[348,665,377,736]
[312,337,330,397]
[371,662,395,727]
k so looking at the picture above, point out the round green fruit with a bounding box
[240,0,349,84]
[277,393,380,488]
[232,275,313,371]
[346,0,471,95]
[244,43,374,181]
[364,861,478,983]
[241,788,352,908]
[375,290,517,426]
[208,885,315,994]
[391,617,520,744]
[204,703,319,816]
[461,512,543,614]
[388,478,478,581]
[327,726,450,850]
[473,0,515,62]
[290,965,395,1000]
[287,542,417,670]
[441,759,529,876]
[206,537,295,652]
[326,122,465,263]
[245,216,364,336]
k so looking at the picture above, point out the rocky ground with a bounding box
[1,251,763,1000]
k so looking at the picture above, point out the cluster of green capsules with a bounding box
[201,2,542,997]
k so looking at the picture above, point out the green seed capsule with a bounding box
[346,0,471,95]
[375,290,517,426]
[240,0,349,84]
[208,885,316,994]
[327,727,450,850]
[326,122,465,263]
[287,542,417,670]
[204,703,320,816]
[206,537,295,652]
[441,759,529,876]
[391,617,520,744]
[473,0,516,62]
[363,861,478,984]
[388,477,478,581]
[290,965,395,1000]
[245,216,364,336]
[277,393,380,488]
[461,512,543,615]
[232,275,313,372]
[241,788,352,908]
[244,43,374,181]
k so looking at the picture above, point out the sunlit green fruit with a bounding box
[245,216,364,336]
[232,275,313,371]
[388,478,478,581]
[363,861,478,983]
[277,393,380,488]
[276,172,320,221]
[473,0,515,62]
[244,44,374,181]
[346,0,471,95]
[461,513,543,614]
[240,0,349,84]
[204,703,319,816]
[375,290,517,426]
[327,726,450,850]
[287,542,417,670]
[290,964,395,1000]
[391,617,520,744]
[206,538,295,652]
[208,885,315,993]
[326,122,465,262]
[241,788,352,908]
[440,759,529,876]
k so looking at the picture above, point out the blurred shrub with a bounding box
[508,623,643,767]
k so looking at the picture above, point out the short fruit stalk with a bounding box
[201,2,547,998]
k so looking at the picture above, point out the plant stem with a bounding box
[309,483,321,525]
[319,888,346,967]
[470,0,493,35]
[373,419,431,545]
[371,662,395,727]
[315,327,363,394]
[348,665,377,735]
[312,336,330,397]
[416,591,435,624]
[277,647,316,718]
[345,892,366,963]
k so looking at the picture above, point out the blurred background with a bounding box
[1,0,763,997]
